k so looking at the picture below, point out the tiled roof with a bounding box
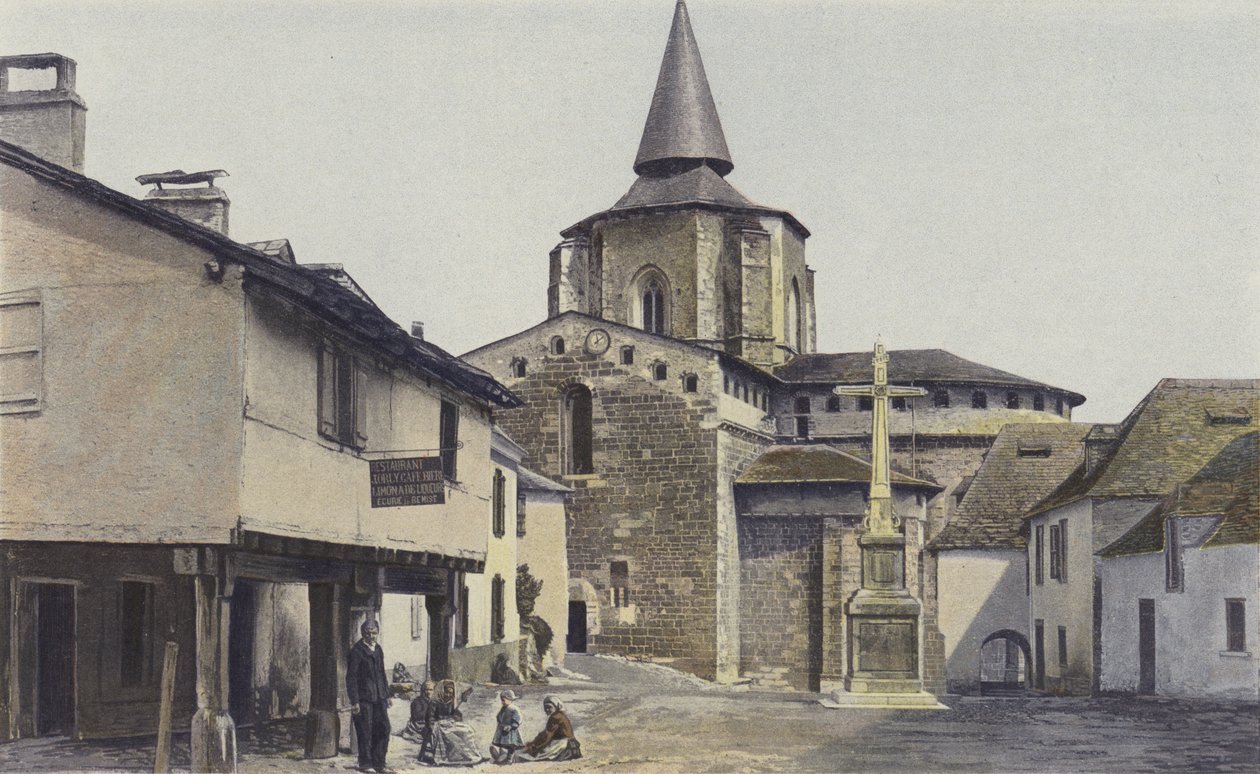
[736,444,939,490]
[1100,431,1259,557]
[517,466,572,494]
[774,349,1086,405]
[930,423,1092,551]
[1028,379,1259,517]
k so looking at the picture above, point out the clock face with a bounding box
[585,328,611,355]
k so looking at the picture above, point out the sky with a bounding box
[2,0,1257,423]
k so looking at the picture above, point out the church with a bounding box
[464,0,1084,693]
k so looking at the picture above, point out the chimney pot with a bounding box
[137,169,231,235]
[0,53,87,173]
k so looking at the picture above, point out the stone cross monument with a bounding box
[833,340,931,697]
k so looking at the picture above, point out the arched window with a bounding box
[653,362,667,381]
[562,385,594,474]
[550,336,565,355]
[933,389,950,408]
[794,396,811,414]
[633,270,669,335]
[511,358,527,378]
[972,390,988,409]
[1006,391,1020,409]
[683,374,698,393]
[826,396,841,412]
[787,278,803,351]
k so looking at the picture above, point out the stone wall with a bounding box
[448,637,523,685]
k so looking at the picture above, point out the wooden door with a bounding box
[1138,599,1155,694]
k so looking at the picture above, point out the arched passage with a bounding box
[979,629,1031,695]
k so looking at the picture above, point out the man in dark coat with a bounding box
[347,620,392,773]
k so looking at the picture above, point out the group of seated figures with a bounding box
[400,680,582,766]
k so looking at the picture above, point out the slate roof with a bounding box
[775,349,1086,406]
[930,423,1093,551]
[1027,379,1260,518]
[0,138,520,410]
[1099,431,1259,557]
[736,444,940,490]
[517,466,572,494]
[612,164,752,211]
[634,0,732,177]
[246,238,296,265]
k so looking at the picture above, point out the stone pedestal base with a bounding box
[304,709,340,759]
[846,587,923,695]
[190,708,237,773]
[820,688,947,710]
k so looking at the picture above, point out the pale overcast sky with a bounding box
[3,0,1256,423]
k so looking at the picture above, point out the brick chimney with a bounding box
[136,169,230,235]
[0,53,87,173]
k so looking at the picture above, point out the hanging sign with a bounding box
[369,456,445,507]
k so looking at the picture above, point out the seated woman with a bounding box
[399,681,435,756]
[427,680,485,766]
[511,696,581,762]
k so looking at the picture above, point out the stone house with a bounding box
[0,53,518,768]
[1097,432,1258,700]
[929,423,1092,694]
[1022,379,1259,695]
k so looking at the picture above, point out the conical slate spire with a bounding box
[634,0,733,177]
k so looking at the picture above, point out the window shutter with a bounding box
[317,345,337,438]
[354,362,369,447]
[1058,519,1068,582]
[0,290,44,414]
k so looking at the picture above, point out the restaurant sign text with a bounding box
[370,456,445,507]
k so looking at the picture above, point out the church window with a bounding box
[826,396,841,412]
[621,346,635,365]
[1165,518,1182,592]
[787,278,803,352]
[795,416,809,438]
[972,391,988,409]
[1226,599,1246,652]
[794,396,811,414]
[638,275,668,335]
[611,561,630,607]
[858,396,873,412]
[492,468,506,538]
[491,574,505,643]
[1033,393,1045,411]
[933,389,950,408]
[1006,391,1021,410]
[683,374,698,393]
[653,362,667,381]
[511,358,527,378]
[550,336,566,355]
[562,385,594,475]
[892,397,907,411]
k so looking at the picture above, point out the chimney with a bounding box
[1083,424,1120,475]
[0,53,87,173]
[411,322,425,340]
[136,169,230,235]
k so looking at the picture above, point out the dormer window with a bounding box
[511,358,527,378]
[1207,409,1252,426]
[1017,444,1052,458]
[550,336,566,355]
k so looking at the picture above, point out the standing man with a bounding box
[347,620,393,773]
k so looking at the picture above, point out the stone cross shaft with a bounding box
[834,341,926,535]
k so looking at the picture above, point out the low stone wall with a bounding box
[448,638,524,684]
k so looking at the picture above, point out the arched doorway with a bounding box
[567,578,599,654]
[979,629,1031,695]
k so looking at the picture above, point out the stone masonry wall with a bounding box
[739,517,823,691]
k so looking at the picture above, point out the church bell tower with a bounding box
[547,0,817,368]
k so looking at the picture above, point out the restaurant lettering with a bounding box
[369,456,445,507]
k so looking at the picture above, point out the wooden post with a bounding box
[154,641,179,773]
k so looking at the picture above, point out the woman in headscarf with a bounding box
[427,680,485,766]
[488,689,523,764]
[512,695,581,762]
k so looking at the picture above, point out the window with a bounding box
[491,575,505,643]
[1006,391,1021,409]
[318,345,368,448]
[1165,518,1183,592]
[1018,444,1052,458]
[653,363,667,381]
[892,396,907,411]
[1207,409,1253,426]
[641,277,667,334]
[1058,626,1068,667]
[1033,393,1045,411]
[761,393,769,411]
[492,469,506,538]
[858,396,873,412]
[972,391,988,409]
[795,416,809,438]
[794,396,811,414]
[455,583,470,648]
[611,561,630,607]
[1034,525,1044,585]
[1058,519,1068,582]
[683,374,698,393]
[410,596,425,640]
[120,581,154,687]
[826,396,841,412]
[1056,397,1065,416]
[550,336,565,355]
[517,493,527,537]
[621,346,635,365]
[511,358,527,378]
[787,278,803,351]
[1226,599,1246,652]
[723,376,730,394]
[563,385,594,474]
[1049,524,1062,580]
[740,382,748,402]
[0,290,43,414]
[933,389,950,408]
[440,400,459,481]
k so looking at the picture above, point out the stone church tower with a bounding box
[548,0,816,369]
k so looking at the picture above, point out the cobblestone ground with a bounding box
[2,654,1257,773]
